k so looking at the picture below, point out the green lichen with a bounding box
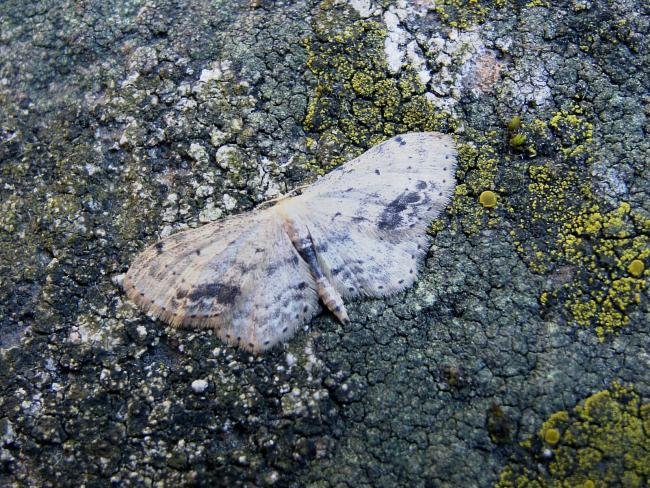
[509,133,526,148]
[448,130,502,234]
[479,190,498,208]
[627,259,645,278]
[434,0,507,30]
[507,106,648,339]
[497,383,650,487]
[303,6,646,341]
[507,115,522,132]
[303,7,454,173]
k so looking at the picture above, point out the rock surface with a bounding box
[1,0,648,486]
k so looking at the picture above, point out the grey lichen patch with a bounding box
[0,0,341,486]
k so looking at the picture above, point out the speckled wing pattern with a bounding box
[292,132,456,299]
[123,132,457,352]
[123,210,321,351]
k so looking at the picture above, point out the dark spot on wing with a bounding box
[255,247,265,253]
[352,216,367,223]
[416,181,427,190]
[297,282,308,290]
[377,191,422,231]
[237,262,256,274]
[154,242,164,254]
[188,282,241,305]
[375,169,380,175]
[396,136,406,146]
[195,249,201,256]
[176,289,188,299]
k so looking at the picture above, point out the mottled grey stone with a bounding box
[0,0,648,487]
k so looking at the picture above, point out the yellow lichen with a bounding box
[627,259,645,278]
[509,107,647,338]
[303,13,454,173]
[543,427,561,445]
[447,132,503,234]
[479,190,498,208]
[497,383,650,487]
[434,0,507,29]
[509,133,526,147]
[507,115,522,132]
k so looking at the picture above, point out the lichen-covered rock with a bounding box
[0,0,648,486]
[497,383,650,487]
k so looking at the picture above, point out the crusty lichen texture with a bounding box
[304,3,649,341]
[434,0,507,30]
[497,383,650,487]
[448,130,501,234]
[506,105,649,339]
[304,8,455,173]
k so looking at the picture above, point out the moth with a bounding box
[123,132,457,352]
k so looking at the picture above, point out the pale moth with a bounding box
[124,132,457,352]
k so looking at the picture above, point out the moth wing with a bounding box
[123,208,321,352]
[291,132,457,298]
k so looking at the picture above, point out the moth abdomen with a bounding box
[315,277,349,325]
